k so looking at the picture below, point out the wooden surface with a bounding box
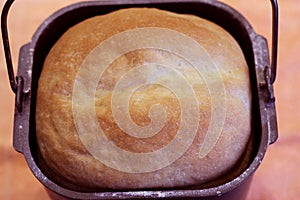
[0,0,299,199]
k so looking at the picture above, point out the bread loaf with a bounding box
[36,8,252,191]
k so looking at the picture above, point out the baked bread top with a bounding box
[36,8,252,191]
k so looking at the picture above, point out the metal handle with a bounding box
[270,0,279,84]
[2,0,16,93]
[1,0,279,111]
[1,0,24,112]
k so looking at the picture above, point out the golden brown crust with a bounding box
[36,8,252,191]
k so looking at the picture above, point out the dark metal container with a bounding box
[2,0,278,199]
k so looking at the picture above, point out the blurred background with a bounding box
[0,0,299,199]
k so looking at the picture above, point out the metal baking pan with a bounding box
[2,0,278,199]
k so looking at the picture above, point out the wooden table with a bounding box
[1,0,299,199]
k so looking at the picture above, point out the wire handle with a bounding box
[1,0,279,111]
[270,0,279,84]
[1,0,24,112]
[2,0,16,93]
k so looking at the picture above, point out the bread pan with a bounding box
[1,0,278,199]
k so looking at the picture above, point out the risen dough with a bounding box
[36,8,252,191]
